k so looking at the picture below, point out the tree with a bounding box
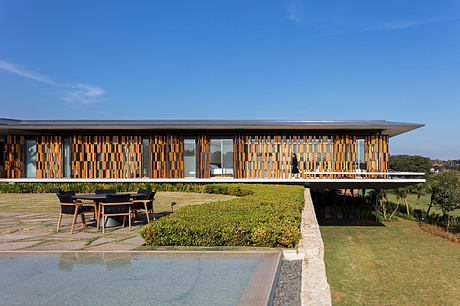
[369,189,389,219]
[389,189,403,219]
[431,171,460,230]
[409,183,425,210]
[388,155,431,174]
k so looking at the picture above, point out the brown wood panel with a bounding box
[197,134,210,178]
[149,134,184,178]
[5,135,25,178]
[72,135,142,178]
[233,133,388,179]
[36,136,62,178]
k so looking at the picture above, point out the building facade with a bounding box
[0,119,423,180]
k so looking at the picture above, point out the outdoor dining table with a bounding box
[72,193,144,227]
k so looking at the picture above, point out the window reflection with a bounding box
[210,139,233,177]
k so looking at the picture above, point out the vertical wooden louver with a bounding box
[365,135,388,177]
[36,136,62,178]
[233,134,388,178]
[5,135,25,178]
[3,132,390,179]
[72,135,142,179]
[196,134,210,178]
[149,134,184,178]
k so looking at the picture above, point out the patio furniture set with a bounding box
[54,188,156,234]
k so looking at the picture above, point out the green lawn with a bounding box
[0,192,236,214]
[386,193,460,217]
[321,219,460,305]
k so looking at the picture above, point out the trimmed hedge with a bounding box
[0,182,250,196]
[141,184,305,248]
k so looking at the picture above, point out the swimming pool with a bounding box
[0,251,280,306]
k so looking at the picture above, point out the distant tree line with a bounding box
[381,155,460,231]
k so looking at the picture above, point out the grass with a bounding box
[0,192,236,214]
[320,219,460,305]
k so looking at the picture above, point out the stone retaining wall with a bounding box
[298,188,332,306]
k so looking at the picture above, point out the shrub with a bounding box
[0,182,252,196]
[141,184,304,248]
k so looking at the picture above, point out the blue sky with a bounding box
[0,0,459,159]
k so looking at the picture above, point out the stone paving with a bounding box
[0,211,148,251]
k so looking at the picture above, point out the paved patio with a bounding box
[0,212,147,251]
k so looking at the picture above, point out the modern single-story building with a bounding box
[0,119,425,188]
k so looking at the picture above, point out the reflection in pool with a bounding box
[0,252,261,306]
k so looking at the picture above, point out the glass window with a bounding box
[184,139,196,178]
[210,139,222,169]
[141,137,149,177]
[62,137,72,177]
[210,139,233,177]
[25,139,37,178]
[357,138,366,170]
[222,139,233,176]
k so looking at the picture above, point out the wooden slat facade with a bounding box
[2,132,389,179]
[5,135,25,178]
[72,135,142,178]
[233,134,388,178]
[37,136,62,178]
[196,134,210,178]
[149,134,184,178]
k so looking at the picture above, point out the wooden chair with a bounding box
[99,194,133,233]
[132,190,156,224]
[56,192,97,234]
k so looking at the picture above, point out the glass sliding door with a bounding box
[210,139,233,177]
[62,137,72,177]
[141,137,149,177]
[184,139,196,178]
[222,139,233,177]
[25,139,37,178]
[356,138,366,170]
[210,139,222,177]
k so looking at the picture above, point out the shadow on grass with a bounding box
[318,219,385,227]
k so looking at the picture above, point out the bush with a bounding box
[0,182,251,196]
[141,184,304,248]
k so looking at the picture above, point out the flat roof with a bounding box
[0,119,424,137]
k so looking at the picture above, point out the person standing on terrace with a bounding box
[291,153,300,178]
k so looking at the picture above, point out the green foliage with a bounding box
[141,184,304,248]
[431,171,460,216]
[0,182,250,196]
[389,155,431,174]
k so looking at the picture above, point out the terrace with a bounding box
[0,171,425,189]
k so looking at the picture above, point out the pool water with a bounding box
[0,252,266,306]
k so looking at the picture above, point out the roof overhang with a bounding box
[0,119,423,137]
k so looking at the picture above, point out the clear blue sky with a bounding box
[1,1,459,160]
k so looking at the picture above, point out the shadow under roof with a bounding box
[0,119,424,137]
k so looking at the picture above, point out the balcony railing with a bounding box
[300,171,425,179]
